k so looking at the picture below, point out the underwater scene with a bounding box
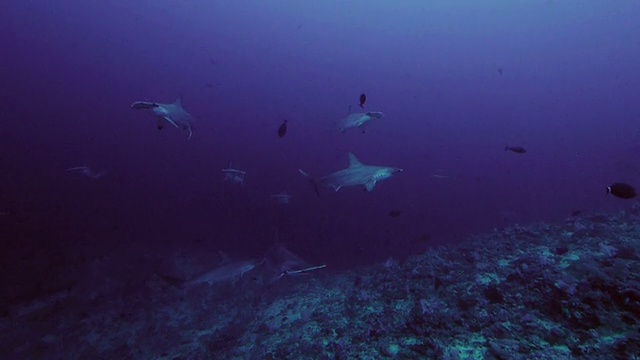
[1,1,640,359]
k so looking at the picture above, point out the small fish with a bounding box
[606,182,636,199]
[388,210,402,218]
[359,93,367,108]
[498,68,503,76]
[278,119,287,138]
[505,145,526,154]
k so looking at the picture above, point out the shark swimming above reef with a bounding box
[131,97,195,139]
[338,111,384,133]
[299,152,402,193]
[160,259,260,288]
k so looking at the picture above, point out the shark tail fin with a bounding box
[298,169,320,198]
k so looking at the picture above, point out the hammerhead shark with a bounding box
[299,152,402,193]
[271,191,292,204]
[131,97,195,139]
[222,163,247,185]
[339,111,384,133]
[65,166,106,180]
[160,259,260,288]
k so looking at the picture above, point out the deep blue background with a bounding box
[1,1,640,283]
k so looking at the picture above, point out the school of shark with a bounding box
[61,88,638,290]
[123,93,401,287]
[127,93,404,198]
[59,93,403,288]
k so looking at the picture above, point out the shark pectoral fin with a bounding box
[365,181,376,192]
[187,125,193,140]
[163,116,179,128]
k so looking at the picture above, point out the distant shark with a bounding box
[271,191,292,204]
[339,111,384,133]
[161,260,260,288]
[131,97,195,139]
[65,165,106,180]
[299,152,402,193]
[222,163,247,185]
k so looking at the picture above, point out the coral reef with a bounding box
[2,208,640,359]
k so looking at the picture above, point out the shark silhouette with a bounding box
[65,165,106,180]
[271,191,292,204]
[160,260,260,288]
[299,152,402,193]
[339,111,384,133]
[222,163,247,185]
[131,97,195,139]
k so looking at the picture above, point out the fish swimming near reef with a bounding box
[606,182,636,199]
[339,111,384,133]
[299,152,402,193]
[131,97,195,139]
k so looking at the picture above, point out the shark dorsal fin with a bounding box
[348,152,362,168]
[175,96,182,106]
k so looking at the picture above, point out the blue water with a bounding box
[1,1,640,357]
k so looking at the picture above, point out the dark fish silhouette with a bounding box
[278,119,287,138]
[359,93,367,108]
[505,145,526,154]
[606,182,636,199]
[498,68,503,76]
[388,210,402,218]
[411,233,431,244]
